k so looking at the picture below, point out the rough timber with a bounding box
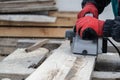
[26,40,96,80]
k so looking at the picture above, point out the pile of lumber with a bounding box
[0,11,77,38]
[0,0,77,38]
[0,39,120,80]
[0,0,57,13]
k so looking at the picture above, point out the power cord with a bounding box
[106,38,120,55]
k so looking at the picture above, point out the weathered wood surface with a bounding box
[0,56,5,61]
[25,39,49,52]
[95,53,120,71]
[0,12,76,38]
[0,48,49,80]
[49,11,77,18]
[0,38,17,47]
[17,39,63,50]
[97,53,120,64]
[0,15,56,23]
[3,48,49,68]
[26,40,96,80]
[0,27,72,38]
[0,12,77,27]
[0,0,54,3]
[1,78,11,80]
[107,38,120,53]
[0,46,16,55]
[0,38,17,55]
[0,17,76,27]
[92,53,120,80]
[93,71,120,79]
[0,0,56,13]
[0,5,56,13]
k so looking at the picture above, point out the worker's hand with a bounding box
[103,16,120,42]
[76,16,104,40]
[77,3,98,19]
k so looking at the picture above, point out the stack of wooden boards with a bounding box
[0,38,17,55]
[0,12,77,38]
[0,40,120,80]
[0,0,57,13]
[0,39,50,80]
[0,0,77,38]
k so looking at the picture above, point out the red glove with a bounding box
[78,3,98,19]
[76,16,104,39]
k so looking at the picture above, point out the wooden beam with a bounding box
[0,63,34,79]
[0,1,56,13]
[0,48,49,80]
[97,53,120,64]
[107,38,120,53]
[93,71,120,79]
[48,11,78,18]
[0,0,54,3]
[95,53,120,71]
[26,40,96,80]
[3,48,49,68]
[92,53,120,80]
[0,17,76,27]
[25,39,49,52]
[0,6,57,13]
[0,27,72,38]
[0,15,56,23]
[1,78,11,80]
[0,56,5,61]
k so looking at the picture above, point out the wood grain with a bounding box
[26,40,96,80]
[0,27,72,38]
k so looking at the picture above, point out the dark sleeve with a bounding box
[103,16,120,42]
[82,0,111,14]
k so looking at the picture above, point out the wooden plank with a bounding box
[0,15,56,23]
[25,39,49,52]
[0,27,72,38]
[0,13,76,27]
[97,53,120,63]
[1,78,11,80]
[3,48,49,67]
[107,38,120,53]
[0,64,33,80]
[0,56,5,61]
[0,48,49,80]
[93,53,120,80]
[0,46,16,55]
[0,38,17,55]
[0,62,34,76]
[17,39,64,45]
[0,7,56,13]
[26,40,96,80]
[93,71,120,79]
[17,39,63,49]
[0,0,54,5]
[0,38,17,47]
[0,1,56,13]
[0,1,55,8]
[49,11,77,18]
[95,53,120,71]
[0,0,54,3]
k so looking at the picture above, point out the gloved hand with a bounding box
[104,16,120,42]
[77,3,98,19]
[76,16,104,40]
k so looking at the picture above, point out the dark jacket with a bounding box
[82,0,111,14]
